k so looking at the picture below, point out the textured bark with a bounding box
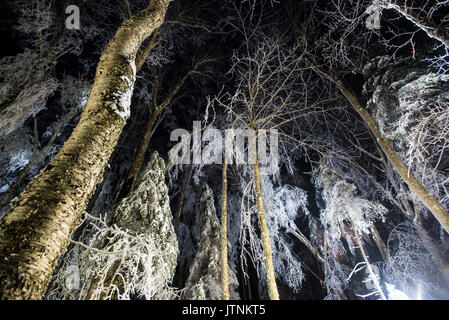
[337,81,449,233]
[0,107,78,212]
[135,30,161,71]
[221,159,230,300]
[252,160,280,300]
[0,0,171,300]
[246,127,279,300]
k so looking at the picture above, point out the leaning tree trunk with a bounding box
[336,81,449,234]
[0,0,171,300]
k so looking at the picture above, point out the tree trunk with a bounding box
[0,107,79,212]
[174,165,193,233]
[118,71,191,200]
[353,230,387,300]
[221,158,230,300]
[0,0,171,300]
[380,147,449,284]
[337,81,449,233]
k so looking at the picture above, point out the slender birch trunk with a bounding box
[288,229,324,264]
[250,134,280,300]
[0,0,171,299]
[379,148,449,281]
[336,81,449,233]
[382,1,449,48]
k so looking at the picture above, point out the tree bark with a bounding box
[353,229,387,300]
[0,0,171,300]
[414,210,449,286]
[221,158,230,300]
[376,124,449,283]
[337,81,449,233]
[174,165,193,233]
[0,107,79,212]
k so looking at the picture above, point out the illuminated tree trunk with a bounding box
[288,229,324,264]
[250,135,280,300]
[380,151,449,281]
[370,225,388,261]
[221,158,230,300]
[0,0,171,300]
[352,229,387,300]
[337,81,449,233]
[0,107,78,212]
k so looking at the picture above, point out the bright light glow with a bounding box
[415,282,422,300]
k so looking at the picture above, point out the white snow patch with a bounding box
[107,60,136,120]
[0,184,9,193]
[130,59,136,77]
